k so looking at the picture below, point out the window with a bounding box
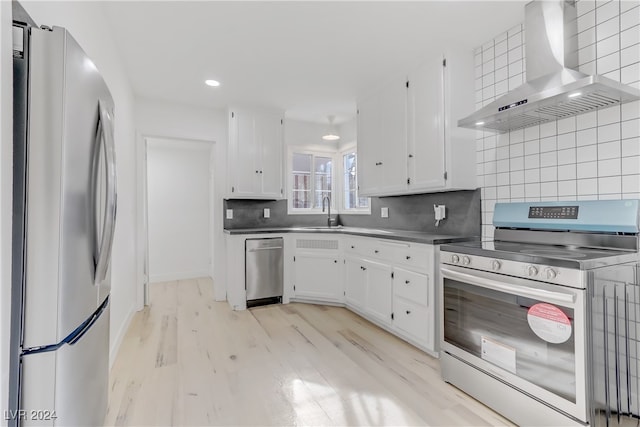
[342,151,369,211]
[291,152,333,211]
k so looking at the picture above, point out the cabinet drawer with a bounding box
[369,239,410,261]
[344,237,372,257]
[393,267,428,307]
[394,244,433,271]
[393,299,430,345]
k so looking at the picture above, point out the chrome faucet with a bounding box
[322,195,333,227]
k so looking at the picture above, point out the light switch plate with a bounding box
[381,207,389,218]
[226,209,233,220]
[264,208,270,218]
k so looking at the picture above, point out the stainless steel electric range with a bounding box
[439,199,640,427]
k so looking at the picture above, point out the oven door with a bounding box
[440,264,587,422]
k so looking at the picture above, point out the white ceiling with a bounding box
[103,1,526,124]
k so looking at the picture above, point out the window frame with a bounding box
[338,143,371,215]
[287,147,337,214]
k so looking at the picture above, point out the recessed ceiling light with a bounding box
[205,79,220,87]
[568,92,582,98]
[475,121,485,126]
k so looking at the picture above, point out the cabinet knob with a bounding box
[405,280,410,284]
[351,245,355,249]
[375,161,383,166]
[408,154,414,158]
[362,267,367,271]
[260,170,263,174]
[374,250,379,254]
[334,260,337,263]
[406,310,411,315]
[406,255,411,260]
[255,170,259,173]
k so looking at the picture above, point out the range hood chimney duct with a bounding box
[458,0,640,133]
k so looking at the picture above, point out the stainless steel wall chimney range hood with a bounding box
[459,0,640,133]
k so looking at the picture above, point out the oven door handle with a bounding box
[441,266,577,305]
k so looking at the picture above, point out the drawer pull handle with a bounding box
[406,310,411,315]
[405,280,410,284]
[406,255,411,260]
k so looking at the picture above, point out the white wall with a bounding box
[475,0,640,239]
[285,118,341,150]
[135,98,227,301]
[19,2,138,364]
[0,0,13,418]
[147,138,212,282]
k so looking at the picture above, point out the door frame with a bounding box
[136,133,215,309]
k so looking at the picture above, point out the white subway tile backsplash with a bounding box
[558,117,577,134]
[621,25,640,48]
[598,123,622,142]
[558,132,576,149]
[540,166,558,182]
[578,178,599,195]
[475,18,639,235]
[579,43,598,65]
[578,0,596,16]
[622,174,640,193]
[596,51,621,74]
[621,1,637,13]
[540,122,557,138]
[558,164,577,180]
[622,118,640,138]
[540,136,558,152]
[558,180,577,196]
[597,34,621,57]
[578,144,599,162]
[598,105,622,125]
[621,44,640,67]
[598,140,622,159]
[558,148,577,165]
[596,1,620,24]
[597,15,620,41]
[622,137,640,156]
[622,155,640,174]
[598,176,622,194]
[541,182,559,197]
[578,161,599,178]
[621,62,640,83]
[621,6,640,30]
[598,158,622,176]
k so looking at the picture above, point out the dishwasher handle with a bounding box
[247,246,283,252]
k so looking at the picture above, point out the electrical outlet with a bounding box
[264,208,270,218]
[381,207,389,218]
[226,209,233,220]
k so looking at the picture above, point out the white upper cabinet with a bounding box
[357,73,408,196]
[227,108,284,199]
[357,49,476,196]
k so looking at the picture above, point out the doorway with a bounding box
[141,136,215,305]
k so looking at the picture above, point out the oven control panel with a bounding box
[440,251,585,289]
[528,206,578,219]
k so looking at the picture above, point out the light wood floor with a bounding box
[104,278,514,426]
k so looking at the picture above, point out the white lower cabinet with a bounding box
[363,260,393,326]
[345,257,366,309]
[293,252,343,303]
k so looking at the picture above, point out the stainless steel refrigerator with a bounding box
[10,6,117,426]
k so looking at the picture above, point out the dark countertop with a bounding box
[223,226,478,245]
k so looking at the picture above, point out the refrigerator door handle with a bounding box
[93,101,117,285]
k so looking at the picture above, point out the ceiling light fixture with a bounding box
[568,91,582,98]
[475,121,485,126]
[322,115,340,141]
[205,79,220,87]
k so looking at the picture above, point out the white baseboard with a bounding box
[149,270,211,284]
[109,302,135,369]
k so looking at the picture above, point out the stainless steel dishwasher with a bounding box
[245,238,283,307]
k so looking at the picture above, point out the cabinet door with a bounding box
[364,260,393,326]
[357,74,408,196]
[228,110,259,196]
[407,57,446,190]
[293,253,343,302]
[344,257,366,309]
[258,112,284,198]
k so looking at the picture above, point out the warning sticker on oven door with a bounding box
[527,303,572,344]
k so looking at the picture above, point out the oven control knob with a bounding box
[527,265,539,277]
[451,255,460,264]
[544,268,557,280]
[491,260,501,271]
[462,256,471,266]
